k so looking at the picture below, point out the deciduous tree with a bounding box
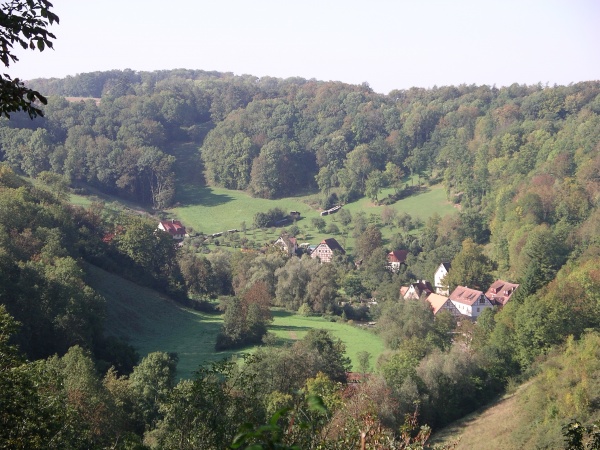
[0,0,59,118]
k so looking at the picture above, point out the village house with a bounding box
[426,293,461,317]
[434,262,451,295]
[157,219,186,240]
[485,280,519,306]
[273,234,298,257]
[448,286,494,319]
[387,249,409,272]
[310,238,345,263]
[400,280,434,300]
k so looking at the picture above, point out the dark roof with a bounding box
[440,262,451,271]
[414,280,434,295]
[322,238,345,254]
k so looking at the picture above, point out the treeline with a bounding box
[2,70,598,212]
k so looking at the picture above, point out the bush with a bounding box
[298,303,312,316]
[325,223,339,235]
[254,208,287,228]
[322,192,339,209]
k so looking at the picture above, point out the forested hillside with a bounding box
[2,70,600,448]
[5,71,599,290]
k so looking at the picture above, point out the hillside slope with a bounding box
[432,333,600,449]
[85,264,237,378]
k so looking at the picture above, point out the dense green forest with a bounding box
[2,69,600,448]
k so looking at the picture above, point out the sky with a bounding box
[7,0,600,94]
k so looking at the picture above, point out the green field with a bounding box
[86,264,385,378]
[269,309,384,371]
[168,182,457,255]
[86,264,238,379]
[170,183,455,236]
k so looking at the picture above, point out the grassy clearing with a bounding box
[170,183,455,236]
[168,182,457,257]
[86,265,384,378]
[343,185,457,222]
[269,309,385,372]
[170,184,317,235]
[85,264,240,379]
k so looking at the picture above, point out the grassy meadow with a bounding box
[86,264,385,378]
[86,264,237,379]
[269,309,385,371]
[168,182,457,255]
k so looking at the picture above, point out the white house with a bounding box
[434,262,451,295]
[310,238,345,263]
[387,250,409,272]
[448,286,494,319]
[273,234,298,257]
[157,220,186,240]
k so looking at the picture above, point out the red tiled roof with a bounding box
[426,293,453,314]
[486,280,519,306]
[449,286,487,306]
[388,250,409,263]
[159,220,185,234]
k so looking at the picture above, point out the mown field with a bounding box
[168,182,457,255]
[86,264,385,379]
[269,309,385,371]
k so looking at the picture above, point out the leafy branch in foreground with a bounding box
[0,0,59,118]
[563,421,600,450]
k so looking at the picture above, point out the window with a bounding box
[477,307,480,312]
[479,297,485,304]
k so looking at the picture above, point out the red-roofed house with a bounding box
[310,238,345,263]
[157,220,186,240]
[387,250,409,272]
[426,293,461,317]
[485,280,519,306]
[449,286,493,319]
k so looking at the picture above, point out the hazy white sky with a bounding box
[7,0,600,94]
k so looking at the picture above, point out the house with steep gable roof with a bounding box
[426,293,461,317]
[310,238,345,263]
[157,219,186,240]
[485,280,519,306]
[434,262,451,295]
[273,234,298,257]
[402,280,434,300]
[387,250,409,272]
[449,286,493,319]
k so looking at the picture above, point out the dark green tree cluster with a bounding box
[216,281,273,350]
